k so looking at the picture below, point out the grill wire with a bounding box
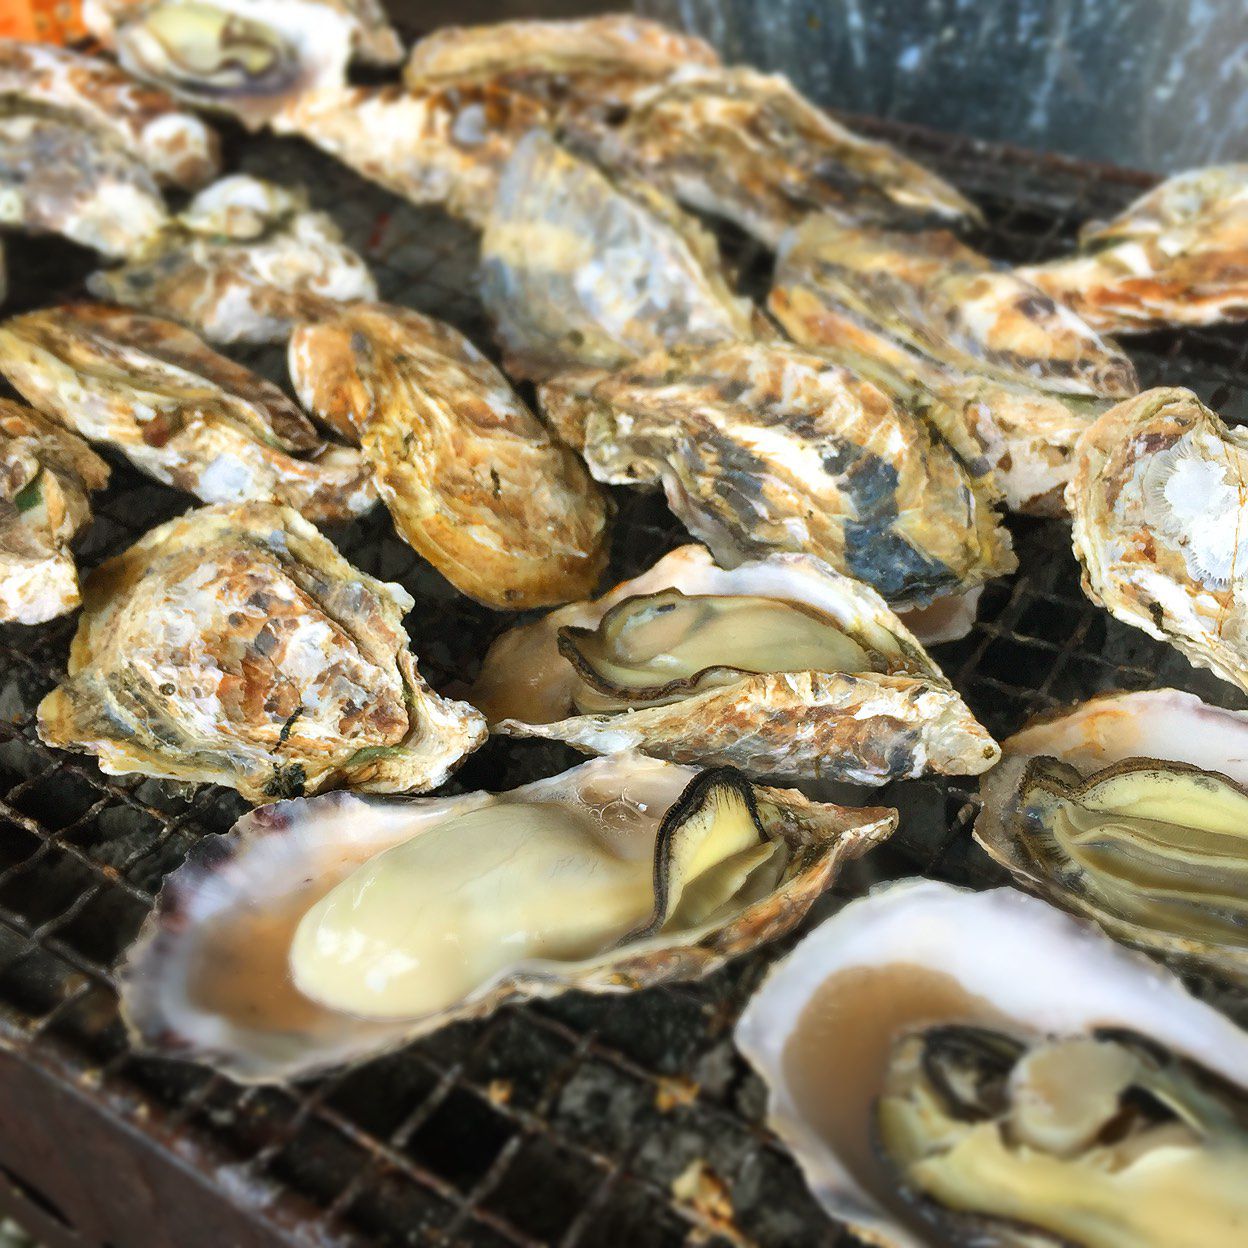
[1,111,1247,1248]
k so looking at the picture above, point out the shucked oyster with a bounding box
[771,218,1138,515]
[0,400,109,624]
[1019,165,1248,334]
[88,174,377,344]
[39,502,486,802]
[119,753,896,1081]
[0,304,374,524]
[539,340,1014,610]
[480,130,757,380]
[0,39,219,190]
[1068,387,1248,694]
[735,878,1248,1248]
[288,302,611,609]
[471,544,999,784]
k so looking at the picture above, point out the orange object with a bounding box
[0,0,86,43]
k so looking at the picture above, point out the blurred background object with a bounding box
[0,0,85,42]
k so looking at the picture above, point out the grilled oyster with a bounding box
[0,400,109,624]
[539,340,1014,610]
[470,544,999,784]
[735,878,1248,1248]
[480,130,757,380]
[771,218,1139,515]
[0,99,167,257]
[88,174,377,344]
[0,304,374,524]
[39,501,485,802]
[119,753,896,1081]
[288,302,611,609]
[1019,164,1248,333]
[0,39,219,189]
[1069,387,1248,694]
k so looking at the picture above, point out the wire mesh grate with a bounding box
[0,109,1246,1248]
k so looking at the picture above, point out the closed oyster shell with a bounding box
[1068,387,1248,694]
[471,544,1000,783]
[88,174,377,344]
[539,340,1014,610]
[39,501,486,802]
[771,217,1138,516]
[480,130,758,381]
[118,753,896,1081]
[0,304,375,524]
[1019,164,1248,333]
[0,399,109,624]
[289,302,611,609]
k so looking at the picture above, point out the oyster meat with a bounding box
[88,174,377,344]
[480,130,757,380]
[0,399,109,624]
[771,217,1139,515]
[118,753,896,1081]
[39,501,486,802]
[0,304,375,523]
[539,340,1014,610]
[735,878,1248,1248]
[288,302,611,609]
[1019,164,1248,333]
[470,544,1000,783]
[1068,387,1248,694]
[0,39,219,189]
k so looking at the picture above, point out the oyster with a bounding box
[538,340,1014,610]
[0,304,375,524]
[0,399,109,624]
[480,130,757,380]
[0,39,219,189]
[88,174,377,344]
[119,753,896,1081]
[771,217,1139,515]
[735,878,1248,1248]
[470,544,1000,784]
[1068,387,1248,694]
[288,302,611,609]
[1019,164,1248,333]
[39,501,485,802]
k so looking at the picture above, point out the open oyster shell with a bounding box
[771,218,1138,516]
[288,301,611,609]
[1019,164,1248,333]
[539,340,1014,610]
[0,399,110,625]
[87,174,377,344]
[119,753,896,1082]
[471,544,999,784]
[1069,387,1248,694]
[0,304,375,524]
[0,38,219,190]
[480,130,758,381]
[39,501,485,802]
[735,878,1248,1248]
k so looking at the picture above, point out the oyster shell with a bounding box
[770,218,1139,516]
[288,301,611,609]
[0,304,375,524]
[470,544,1000,784]
[1068,387,1248,694]
[39,501,486,802]
[538,340,1014,610]
[87,174,377,344]
[119,753,896,1081]
[480,130,758,380]
[1019,164,1248,333]
[735,878,1248,1248]
[0,38,219,189]
[0,399,109,624]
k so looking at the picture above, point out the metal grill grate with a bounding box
[0,109,1246,1248]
